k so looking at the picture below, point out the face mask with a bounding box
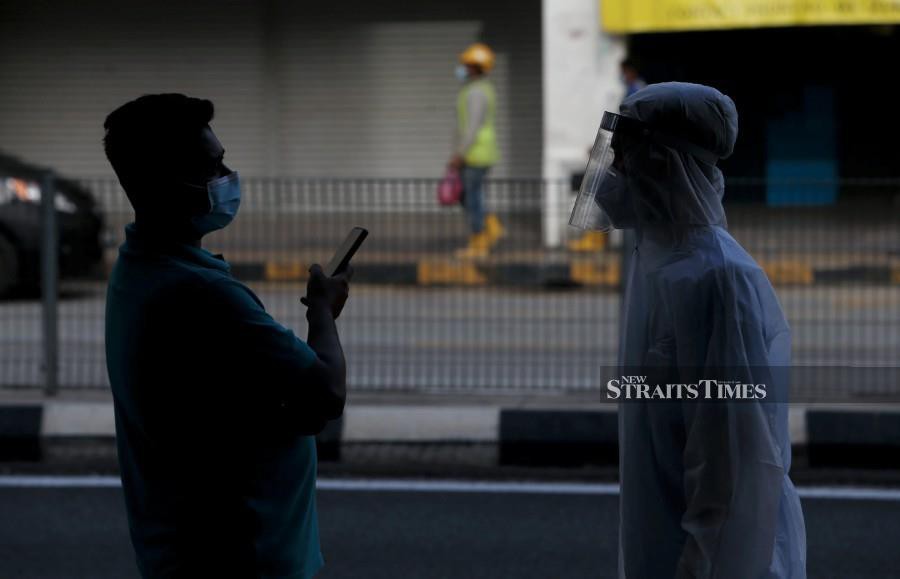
[190,171,241,236]
[594,169,637,229]
[455,64,469,82]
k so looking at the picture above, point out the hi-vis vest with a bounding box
[457,79,500,168]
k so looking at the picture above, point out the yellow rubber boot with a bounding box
[455,232,491,258]
[567,231,607,252]
[484,214,505,246]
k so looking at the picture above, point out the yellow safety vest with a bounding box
[457,79,500,168]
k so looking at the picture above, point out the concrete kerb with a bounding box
[3,400,900,469]
[228,259,899,287]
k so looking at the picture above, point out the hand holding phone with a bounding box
[324,227,368,277]
[302,264,351,319]
[301,227,367,318]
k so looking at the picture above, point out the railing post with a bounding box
[40,170,59,396]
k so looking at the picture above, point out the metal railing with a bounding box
[0,176,898,401]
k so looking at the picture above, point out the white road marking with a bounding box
[317,479,621,495]
[0,475,122,488]
[1,476,900,501]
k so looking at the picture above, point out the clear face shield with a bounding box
[569,111,720,231]
[568,112,642,232]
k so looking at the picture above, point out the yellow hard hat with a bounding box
[459,43,495,73]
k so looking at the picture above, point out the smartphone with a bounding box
[324,227,368,277]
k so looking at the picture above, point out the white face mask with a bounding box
[455,65,469,82]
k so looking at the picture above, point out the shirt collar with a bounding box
[122,222,231,273]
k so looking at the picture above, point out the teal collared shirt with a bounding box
[106,222,323,579]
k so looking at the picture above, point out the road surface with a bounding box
[0,477,899,578]
[1,282,898,399]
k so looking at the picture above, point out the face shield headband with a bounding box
[568,111,720,231]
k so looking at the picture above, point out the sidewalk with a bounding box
[95,249,894,288]
[3,390,900,472]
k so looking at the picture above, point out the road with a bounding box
[1,282,899,399]
[0,478,899,578]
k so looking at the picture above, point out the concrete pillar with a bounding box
[541,0,624,247]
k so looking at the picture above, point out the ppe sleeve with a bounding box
[675,281,785,579]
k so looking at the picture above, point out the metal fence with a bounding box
[1,176,898,401]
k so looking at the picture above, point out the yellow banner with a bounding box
[601,0,900,33]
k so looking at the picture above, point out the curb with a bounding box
[3,403,900,469]
[228,259,899,287]
[0,406,42,461]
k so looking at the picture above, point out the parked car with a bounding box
[0,151,104,297]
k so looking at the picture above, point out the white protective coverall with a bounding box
[611,83,807,579]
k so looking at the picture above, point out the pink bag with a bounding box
[437,167,463,206]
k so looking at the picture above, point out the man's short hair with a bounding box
[103,94,214,208]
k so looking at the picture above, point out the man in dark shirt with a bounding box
[103,93,350,579]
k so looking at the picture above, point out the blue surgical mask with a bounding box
[455,64,469,82]
[190,171,241,236]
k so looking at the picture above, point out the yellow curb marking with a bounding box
[264,261,307,281]
[759,260,814,285]
[570,260,620,287]
[417,259,487,285]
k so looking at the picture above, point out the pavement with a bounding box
[4,391,900,474]
[1,478,900,578]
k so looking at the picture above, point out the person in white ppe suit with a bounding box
[571,82,807,578]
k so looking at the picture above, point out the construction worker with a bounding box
[450,42,503,258]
